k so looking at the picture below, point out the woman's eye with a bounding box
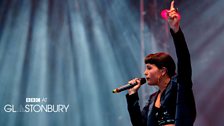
[147,67,151,70]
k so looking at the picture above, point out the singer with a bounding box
[125,1,196,126]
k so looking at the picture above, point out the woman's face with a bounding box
[144,63,162,85]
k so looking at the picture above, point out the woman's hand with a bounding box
[167,1,181,33]
[128,78,141,95]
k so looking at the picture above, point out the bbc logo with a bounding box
[26,98,41,103]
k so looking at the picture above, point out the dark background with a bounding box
[0,0,223,126]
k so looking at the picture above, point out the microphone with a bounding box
[112,78,146,93]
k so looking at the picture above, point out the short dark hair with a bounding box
[144,52,176,77]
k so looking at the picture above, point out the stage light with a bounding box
[161,9,169,20]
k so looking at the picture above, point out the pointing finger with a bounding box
[170,0,175,11]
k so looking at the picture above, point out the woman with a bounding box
[126,1,196,126]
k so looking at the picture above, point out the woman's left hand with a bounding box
[167,1,181,33]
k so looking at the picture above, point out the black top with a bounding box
[126,28,196,126]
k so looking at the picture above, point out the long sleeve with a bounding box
[170,28,196,126]
[126,93,147,126]
[170,28,192,88]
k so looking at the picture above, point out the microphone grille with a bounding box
[140,78,146,84]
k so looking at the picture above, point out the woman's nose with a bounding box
[144,70,147,75]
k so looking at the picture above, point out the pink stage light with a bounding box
[161,9,169,20]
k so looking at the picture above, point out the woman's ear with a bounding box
[161,67,168,76]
